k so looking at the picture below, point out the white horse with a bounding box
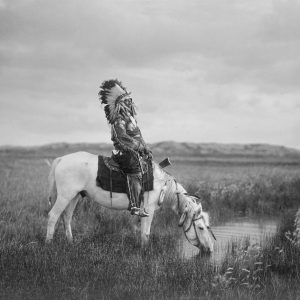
[46,151,215,253]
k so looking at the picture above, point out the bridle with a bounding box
[183,214,202,233]
[174,179,217,242]
[183,213,217,242]
[184,215,204,247]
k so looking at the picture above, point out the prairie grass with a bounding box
[169,160,300,222]
[218,212,300,300]
[0,154,299,299]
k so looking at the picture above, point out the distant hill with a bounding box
[1,141,300,162]
[152,141,300,158]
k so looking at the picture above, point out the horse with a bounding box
[46,151,215,253]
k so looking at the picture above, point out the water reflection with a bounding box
[178,218,278,263]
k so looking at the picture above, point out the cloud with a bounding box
[0,0,300,148]
[260,0,300,42]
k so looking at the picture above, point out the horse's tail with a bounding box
[48,157,61,208]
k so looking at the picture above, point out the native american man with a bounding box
[99,79,152,217]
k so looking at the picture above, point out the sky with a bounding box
[0,0,300,149]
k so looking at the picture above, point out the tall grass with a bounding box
[0,156,300,299]
[192,175,300,221]
[218,212,300,299]
[1,211,299,299]
[173,161,300,222]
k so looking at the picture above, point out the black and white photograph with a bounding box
[0,0,299,299]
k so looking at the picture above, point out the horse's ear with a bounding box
[158,185,167,206]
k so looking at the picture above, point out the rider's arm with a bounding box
[131,126,153,158]
[137,130,152,156]
[112,119,143,152]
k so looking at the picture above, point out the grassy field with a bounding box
[168,159,300,222]
[0,151,300,299]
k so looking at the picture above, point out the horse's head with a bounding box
[178,197,215,254]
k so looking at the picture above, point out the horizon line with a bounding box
[1,140,300,151]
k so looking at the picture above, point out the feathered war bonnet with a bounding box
[98,79,136,124]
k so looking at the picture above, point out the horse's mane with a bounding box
[153,163,209,219]
[153,163,187,208]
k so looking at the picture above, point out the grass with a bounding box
[169,160,300,222]
[218,212,300,299]
[0,153,300,299]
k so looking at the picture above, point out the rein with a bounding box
[174,179,183,213]
[183,215,202,233]
[181,213,203,248]
[174,179,217,242]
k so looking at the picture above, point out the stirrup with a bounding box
[130,207,149,217]
[130,206,139,215]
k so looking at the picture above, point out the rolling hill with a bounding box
[1,141,300,162]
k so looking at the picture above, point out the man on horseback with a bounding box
[99,79,152,217]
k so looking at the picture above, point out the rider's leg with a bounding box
[127,174,141,209]
[127,174,149,217]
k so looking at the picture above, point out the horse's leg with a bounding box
[140,207,155,247]
[46,194,72,243]
[62,194,80,243]
[131,216,141,235]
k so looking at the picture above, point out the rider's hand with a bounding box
[137,143,144,155]
[144,148,153,159]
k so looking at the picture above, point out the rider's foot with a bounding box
[130,207,149,217]
[130,206,139,215]
[137,208,149,217]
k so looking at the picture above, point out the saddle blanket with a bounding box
[96,155,154,194]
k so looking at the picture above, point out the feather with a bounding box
[99,79,135,124]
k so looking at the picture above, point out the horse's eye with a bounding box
[207,226,210,229]
[199,227,204,230]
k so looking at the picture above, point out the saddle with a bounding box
[96,155,154,195]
